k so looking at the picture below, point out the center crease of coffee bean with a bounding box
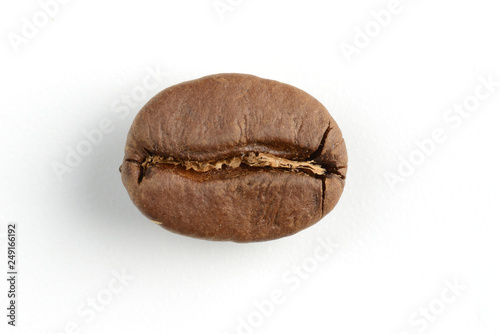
[140,152,327,175]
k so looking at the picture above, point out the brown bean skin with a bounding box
[120,73,347,242]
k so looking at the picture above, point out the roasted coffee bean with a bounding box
[120,73,347,242]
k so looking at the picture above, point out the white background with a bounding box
[1,0,499,333]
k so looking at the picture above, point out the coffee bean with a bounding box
[120,73,347,242]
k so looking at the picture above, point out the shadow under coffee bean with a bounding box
[120,73,348,242]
